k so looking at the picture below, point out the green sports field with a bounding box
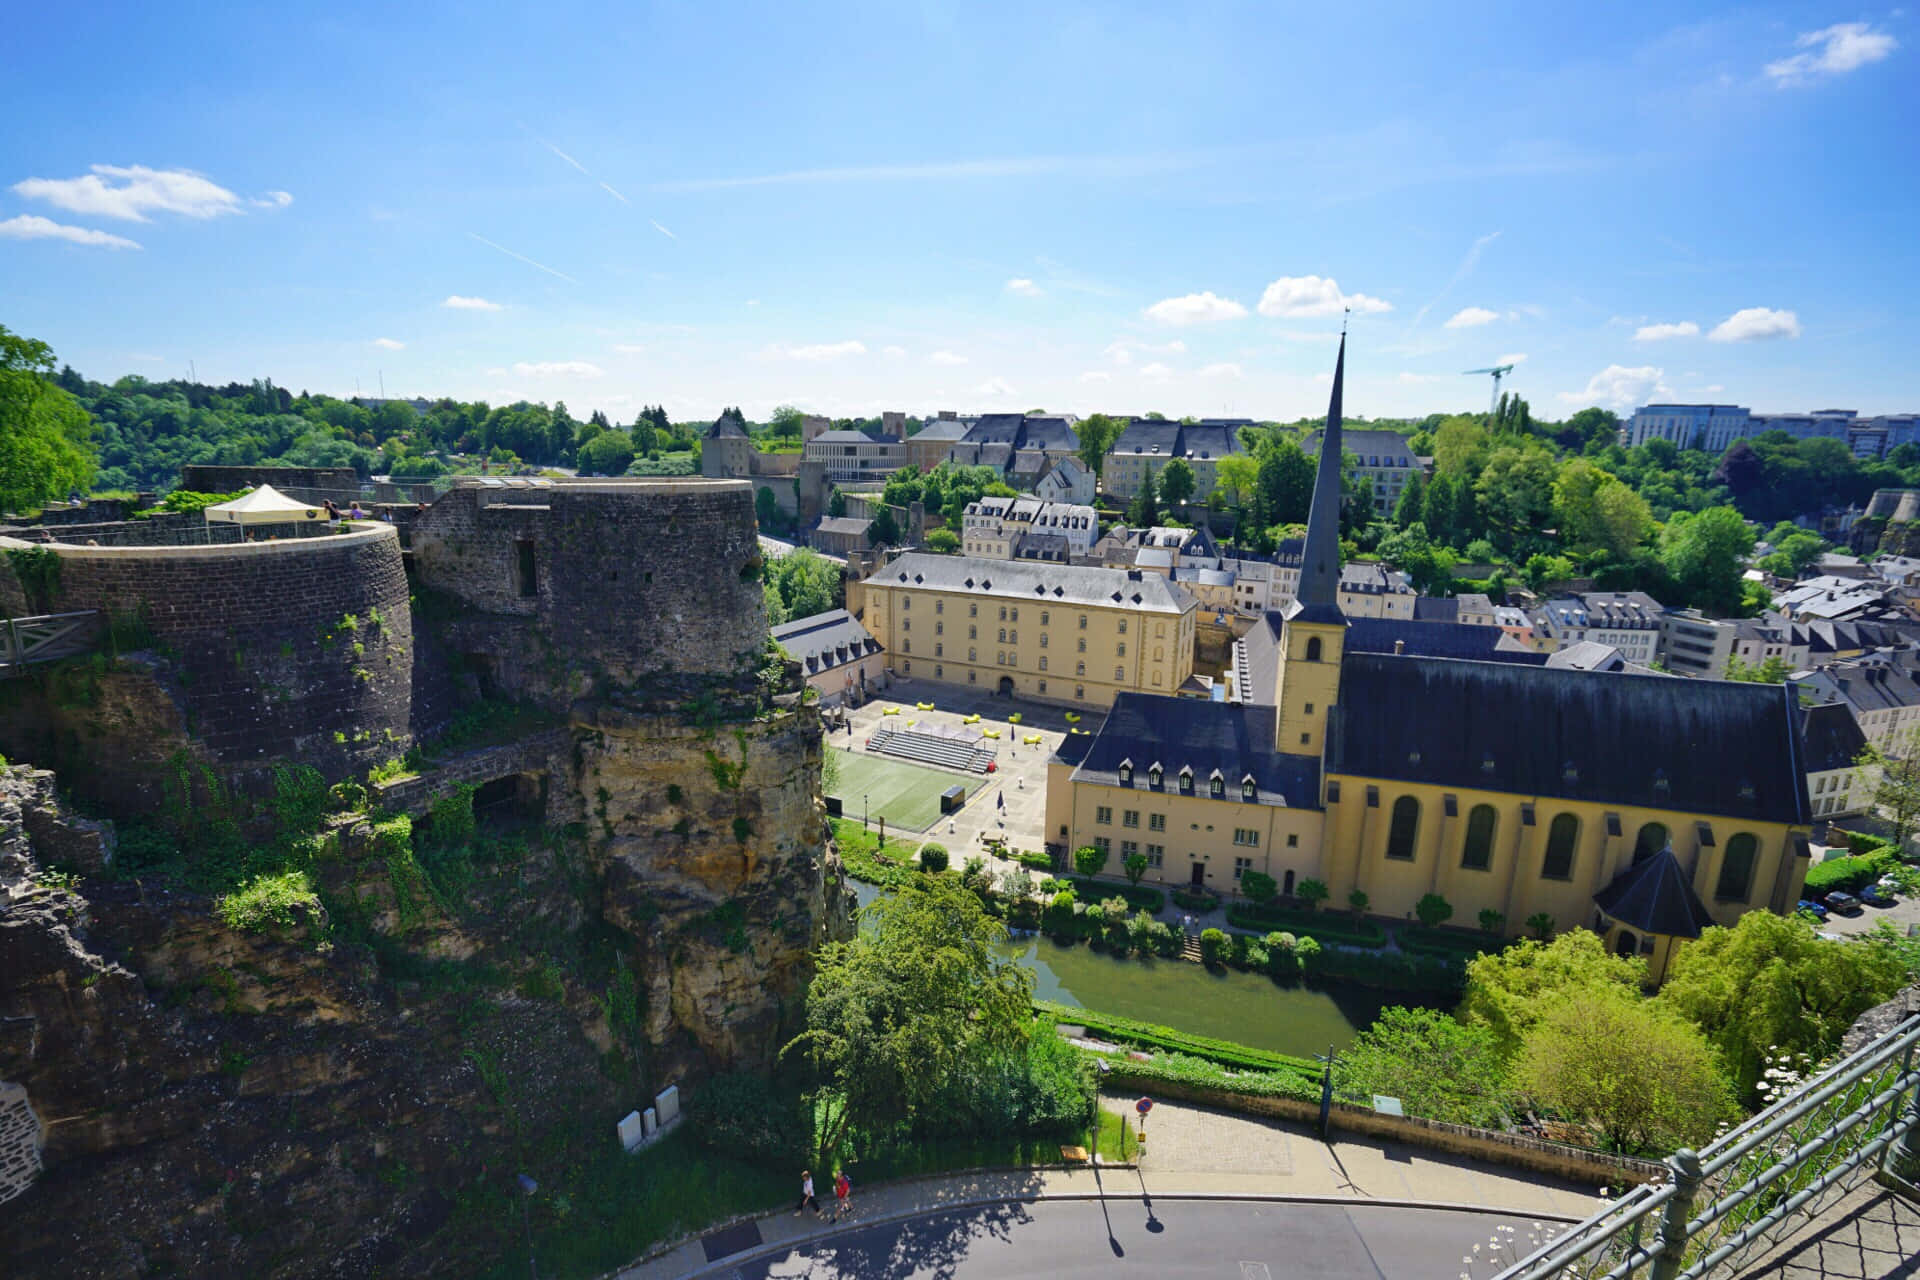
[827,745,975,832]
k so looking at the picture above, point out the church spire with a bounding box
[1292,323,1347,615]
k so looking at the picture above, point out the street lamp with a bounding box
[862,793,869,830]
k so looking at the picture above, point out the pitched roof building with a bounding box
[1048,329,1810,981]
[1102,418,1252,500]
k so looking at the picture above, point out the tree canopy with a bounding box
[1458,930,1646,1058]
[0,325,96,512]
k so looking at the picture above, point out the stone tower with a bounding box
[1274,330,1351,759]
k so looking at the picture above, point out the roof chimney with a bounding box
[1394,638,1405,655]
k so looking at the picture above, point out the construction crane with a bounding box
[1463,363,1516,418]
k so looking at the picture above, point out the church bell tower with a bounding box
[1274,328,1351,759]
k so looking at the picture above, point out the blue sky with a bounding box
[1,2,1913,424]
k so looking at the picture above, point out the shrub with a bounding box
[1226,902,1387,949]
[919,843,950,873]
[1171,887,1219,912]
[1240,870,1277,903]
[1198,927,1228,965]
[1035,1001,1319,1076]
[1074,844,1108,877]
[217,870,320,933]
[693,1071,808,1161]
[1017,850,1055,872]
[1065,877,1163,913]
[1295,878,1329,911]
[1415,893,1453,929]
[1041,889,1079,938]
[1804,848,1899,895]
[1478,907,1506,934]
[1347,888,1370,917]
[1124,853,1149,886]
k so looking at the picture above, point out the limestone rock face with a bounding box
[580,702,851,1081]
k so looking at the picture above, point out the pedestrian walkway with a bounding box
[612,1098,1609,1280]
[1728,1183,1920,1280]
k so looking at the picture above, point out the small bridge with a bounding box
[0,612,104,677]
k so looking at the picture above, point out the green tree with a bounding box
[1460,930,1645,1057]
[1295,877,1329,912]
[768,404,805,440]
[1126,465,1160,526]
[1431,416,1489,479]
[765,548,841,621]
[0,325,97,511]
[1392,471,1426,528]
[1659,506,1756,616]
[1518,993,1734,1153]
[576,428,635,476]
[1656,910,1908,1093]
[1074,844,1108,878]
[1478,907,1505,934]
[1553,458,1654,561]
[1525,911,1556,940]
[1073,413,1126,479]
[1860,727,1920,847]
[827,488,847,518]
[1215,454,1260,511]
[925,527,960,554]
[868,507,900,546]
[1374,522,1458,595]
[1240,870,1277,903]
[754,485,781,533]
[1347,888,1370,920]
[1158,457,1197,510]
[1414,893,1453,929]
[1474,445,1558,556]
[1758,530,1826,579]
[1724,653,1791,684]
[785,878,1035,1167]
[1335,1007,1514,1127]
[918,843,950,873]
[1256,437,1316,526]
[1123,853,1149,886]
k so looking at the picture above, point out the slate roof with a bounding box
[1544,641,1627,672]
[1179,423,1240,462]
[1413,597,1459,623]
[867,552,1194,613]
[811,429,893,445]
[964,413,1028,444]
[1305,427,1416,465]
[1326,653,1808,824]
[1016,416,1079,451]
[1112,419,1184,458]
[771,609,881,675]
[910,419,972,443]
[1343,617,1548,665]
[1594,848,1717,939]
[813,516,872,537]
[1070,692,1322,809]
[1794,650,1920,714]
[707,414,749,439]
[1798,701,1867,773]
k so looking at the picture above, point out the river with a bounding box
[846,880,1395,1057]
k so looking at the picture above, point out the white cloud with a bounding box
[611,343,647,355]
[1104,338,1187,365]
[1766,23,1897,85]
[1257,274,1393,318]
[1143,290,1248,326]
[1444,306,1499,329]
[1496,353,1529,366]
[930,350,969,366]
[1005,277,1042,297]
[250,190,294,209]
[1396,371,1447,384]
[1709,307,1801,342]
[650,219,676,239]
[973,376,1018,397]
[1633,321,1699,341]
[1166,339,1187,354]
[781,340,868,361]
[0,214,141,249]
[1559,364,1669,410]
[372,337,405,350]
[1704,384,1725,393]
[513,360,604,377]
[1078,370,1111,383]
[442,294,503,311]
[1198,362,1243,379]
[881,345,906,359]
[746,298,761,307]
[1138,362,1174,382]
[12,164,247,221]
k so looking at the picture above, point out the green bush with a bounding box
[1227,903,1388,948]
[1198,926,1228,965]
[1074,844,1109,877]
[1105,1052,1321,1103]
[1399,926,1506,961]
[216,869,320,933]
[919,842,950,873]
[1311,946,1465,994]
[1016,850,1055,871]
[1804,849,1899,895]
[1033,1001,1319,1077]
[1065,876,1164,913]
[1240,870,1278,903]
[692,1071,810,1161]
[1171,887,1219,911]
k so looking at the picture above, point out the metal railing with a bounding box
[1493,1011,1920,1280]
[0,611,104,674]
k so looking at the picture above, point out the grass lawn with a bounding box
[828,746,974,833]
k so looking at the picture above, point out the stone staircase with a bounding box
[865,726,997,774]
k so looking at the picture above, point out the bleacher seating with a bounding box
[866,726,997,774]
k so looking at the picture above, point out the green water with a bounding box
[846,880,1390,1058]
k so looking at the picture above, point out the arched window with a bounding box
[1461,804,1497,870]
[1715,833,1758,902]
[1386,796,1420,861]
[1632,822,1668,865]
[1542,814,1579,880]
[1305,636,1322,662]
[1615,929,1638,957]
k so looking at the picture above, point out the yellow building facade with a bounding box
[861,553,1197,709]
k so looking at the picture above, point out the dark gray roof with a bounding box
[1798,701,1867,773]
[1112,419,1184,458]
[910,419,971,443]
[867,552,1193,613]
[1544,641,1627,672]
[1071,693,1322,810]
[1017,416,1079,452]
[1178,423,1239,462]
[1296,335,1347,612]
[1344,617,1548,665]
[1594,848,1717,939]
[814,516,872,536]
[811,429,891,444]
[707,414,749,439]
[1414,597,1460,623]
[1326,653,1808,824]
[1306,427,1415,464]
[964,413,1028,444]
[771,609,880,674]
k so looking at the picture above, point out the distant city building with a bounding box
[1103,419,1252,500]
[1529,592,1665,665]
[960,498,1097,559]
[1032,455,1096,505]
[1798,701,1868,822]
[1791,648,1920,756]
[803,430,906,483]
[771,609,883,706]
[1627,403,1920,459]
[1305,427,1418,517]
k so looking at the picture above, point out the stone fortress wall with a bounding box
[0,523,414,806]
[409,480,769,696]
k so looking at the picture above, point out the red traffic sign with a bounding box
[1135,1097,1154,1115]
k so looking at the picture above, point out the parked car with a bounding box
[1823,890,1864,915]
[1858,884,1896,908]
[1798,898,1829,921]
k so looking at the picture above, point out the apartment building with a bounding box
[960,498,1097,559]
[1102,419,1251,500]
[859,553,1198,708]
[1305,427,1418,517]
[1530,592,1665,664]
[803,430,906,483]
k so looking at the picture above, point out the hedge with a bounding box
[1016,851,1055,871]
[1036,1002,1321,1082]
[1805,848,1900,896]
[1103,1052,1322,1102]
[1397,925,1506,961]
[1309,946,1466,994]
[1170,888,1219,911]
[1226,904,1388,949]
[1065,877,1165,913]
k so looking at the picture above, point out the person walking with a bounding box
[831,1169,851,1221]
[794,1169,821,1218]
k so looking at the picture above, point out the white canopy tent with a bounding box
[202,485,326,527]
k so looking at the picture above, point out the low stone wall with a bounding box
[370,729,573,818]
[1104,1070,1665,1188]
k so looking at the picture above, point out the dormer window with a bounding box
[1563,761,1579,784]
[1653,768,1671,796]
[1480,752,1496,775]
[1118,759,1134,787]
[1148,763,1163,788]
[1179,768,1195,796]
[1209,770,1225,799]
[1241,775,1257,802]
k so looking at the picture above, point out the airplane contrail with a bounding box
[468,232,578,283]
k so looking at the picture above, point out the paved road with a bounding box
[709,1195,1551,1279]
